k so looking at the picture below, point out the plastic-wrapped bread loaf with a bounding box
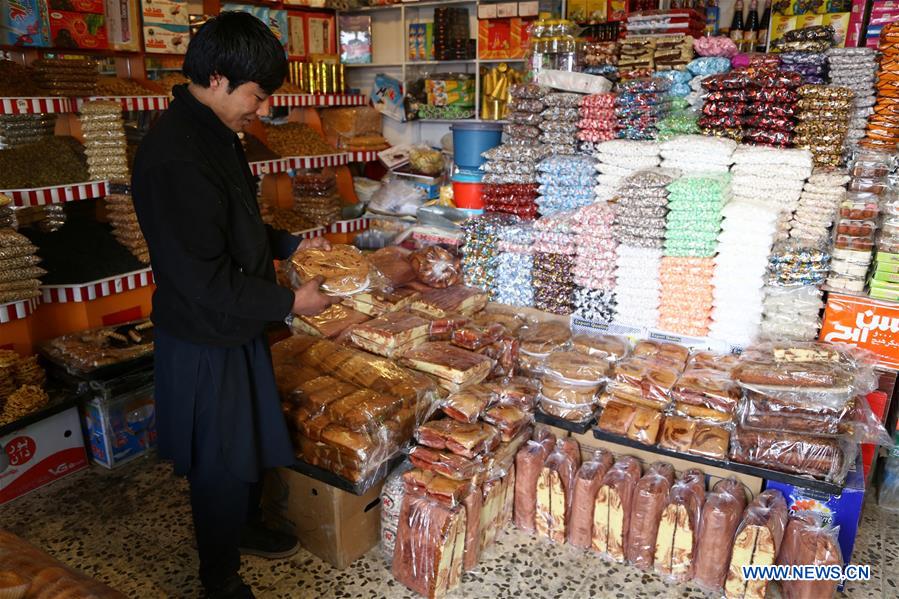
[559,437,582,471]
[725,489,789,599]
[593,456,643,561]
[776,512,842,599]
[626,462,676,570]
[513,433,556,532]
[392,495,468,599]
[479,478,504,554]
[568,449,615,549]
[654,469,706,581]
[462,482,484,571]
[535,447,578,543]
[692,478,748,592]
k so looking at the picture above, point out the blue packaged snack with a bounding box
[1,0,51,47]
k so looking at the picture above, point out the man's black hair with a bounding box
[183,11,287,95]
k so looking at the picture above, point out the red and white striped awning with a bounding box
[295,227,326,239]
[2,180,108,207]
[0,96,74,115]
[347,150,380,163]
[0,298,39,324]
[41,268,155,304]
[328,217,369,234]
[76,95,170,112]
[249,153,349,176]
[269,93,368,108]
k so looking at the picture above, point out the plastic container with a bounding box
[451,122,503,171]
[452,171,485,210]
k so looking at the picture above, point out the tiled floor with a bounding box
[1,454,895,598]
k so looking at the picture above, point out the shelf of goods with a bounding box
[249,152,350,176]
[328,216,370,235]
[39,268,155,305]
[347,150,381,163]
[0,298,39,324]
[74,95,171,112]
[591,428,844,495]
[534,410,595,434]
[1,181,108,208]
[0,388,80,439]
[296,226,326,240]
[0,97,74,115]
[269,93,369,108]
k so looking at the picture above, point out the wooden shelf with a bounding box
[75,95,170,111]
[249,152,349,176]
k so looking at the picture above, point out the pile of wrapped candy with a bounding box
[766,240,831,289]
[658,256,715,336]
[652,35,694,71]
[826,47,878,148]
[616,77,671,141]
[583,41,620,82]
[537,155,596,214]
[772,25,835,85]
[655,97,699,140]
[685,56,732,115]
[611,169,676,329]
[481,182,540,219]
[493,222,535,307]
[79,100,129,182]
[862,21,899,151]
[794,85,854,167]
[730,146,813,243]
[540,92,583,156]
[700,69,802,146]
[709,199,780,345]
[664,173,729,258]
[619,38,655,77]
[789,168,849,245]
[656,156,728,336]
[760,284,825,340]
[294,173,342,226]
[573,201,617,291]
[660,134,735,174]
[461,213,519,297]
[532,210,579,315]
[491,83,548,185]
[577,93,617,152]
[593,139,661,201]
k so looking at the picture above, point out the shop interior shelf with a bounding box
[535,410,596,435]
[0,96,75,115]
[1,180,108,208]
[0,387,80,439]
[591,428,845,495]
[291,454,404,496]
[268,93,369,107]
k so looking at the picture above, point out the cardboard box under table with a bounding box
[0,404,88,506]
[262,466,382,569]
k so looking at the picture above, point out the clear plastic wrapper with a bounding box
[653,469,706,581]
[671,367,739,415]
[392,494,467,598]
[510,83,549,99]
[607,357,680,410]
[513,432,557,532]
[592,456,643,561]
[724,489,789,599]
[415,419,500,459]
[534,446,579,544]
[508,97,545,113]
[729,426,853,483]
[625,463,676,570]
[409,247,462,289]
[538,395,595,422]
[0,530,127,597]
[776,512,843,599]
[518,320,571,354]
[692,479,749,593]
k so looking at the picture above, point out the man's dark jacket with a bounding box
[132,84,298,346]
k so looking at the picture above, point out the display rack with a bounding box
[347,150,381,163]
[75,95,170,112]
[0,298,39,324]
[291,454,404,496]
[534,410,596,434]
[2,181,109,208]
[40,268,154,304]
[591,428,844,495]
[0,388,80,439]
[249,152,350,176]
[0,97,74,115]
[328,216,370,234]
[269,93,369,108]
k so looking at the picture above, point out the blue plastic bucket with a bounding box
[451,122,503,171]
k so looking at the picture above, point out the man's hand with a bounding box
[292,276,339,316]
[299,237,332,251]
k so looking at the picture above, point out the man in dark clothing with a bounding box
[131,12,337,598]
